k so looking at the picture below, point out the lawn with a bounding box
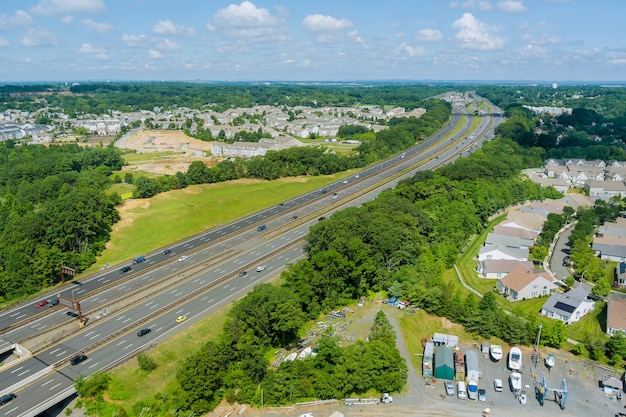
[84,174,351,274]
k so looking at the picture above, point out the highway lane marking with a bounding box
[208,298,214,303]
[229,286,237,292]
[123,317,132,324]
[100,298,108,303]
[277,255,283,260]
[90,297,99,302]
[41,379,53,386]
[145,301,153,306]
[88,362,99,369]
[223,285,230,289]
[200,296,208,301]
[48,383,62,391]
[116,315,126,321]
[90,334,100,340]
[3,406,18,415]
[55,350,67,357]
[192,278,200,283]
[155,326,163,332]
[12,313,26,320]
[10,366,23,374]
[150,304,159,309]
[17,369,30,377]
[116,340,126,346]
[199,279,206,284]
[49,348,60,354]
[174,291,183,297]
[84,331,95,337]
[169,289,178,294]
[124,344,133,350]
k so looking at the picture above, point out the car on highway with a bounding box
[70,354,87,365]
[119,265,132,273]
[35,300,48,308]
[320,190,328,194]
[318,216,326,221]
[238,270,247,277]
[355,174,360,178]
[342,180,348,184]
[176,315,187,323]
[137,328,151,337]
[66,311,79,318]
[332,193,338,199]
[291,215,298,220]
[278,203,285,207]
[162,249,171,255]
[0,393,16,405]
[256,265,266,272]
[177,256,188,262]
[49,298,59,307]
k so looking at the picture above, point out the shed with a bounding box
[454,349,465,374]
[602,375,622,393]
[465,350,480,382]
[423,341,434,377]
[433,333,459,347]
[434,345,455,381]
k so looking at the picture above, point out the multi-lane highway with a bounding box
[0,97,502,416]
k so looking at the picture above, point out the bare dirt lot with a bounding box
[116,129,216,175]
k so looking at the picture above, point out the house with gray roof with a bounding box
[492,225,538,240]
[484,233,534,249]
[476,260,535,279]
[615,262,626,288]
[540,285,595,325]
[478,245,529,261]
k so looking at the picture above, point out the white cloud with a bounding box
[153,20,196,37]
[415,29,443,42]
[60,15,74,24]
[211,1,288,42]
[0,10,34,30]
[76,43,105,54]
[522,32,562,46]
[451,13,505,50]
[0,37,9,47]
[449,0,493,10]
[497,0,527,13]
[302,14,353,32]
[121,34,149,46]
[31,0,105,15]
[148,49,164,59]
[82,19,113,33]
[156,39,181,50]
[20,27,58,46]
[399,43,425,57]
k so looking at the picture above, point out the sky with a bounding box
[0,0,624,83]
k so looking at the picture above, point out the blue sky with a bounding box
[0,0,624,82]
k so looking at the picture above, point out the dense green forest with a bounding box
[0,142,123,301]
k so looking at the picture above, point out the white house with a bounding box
[540,285,595,325]
[496,266,557,301]
[606,297,626,336]
[478,245,529,261]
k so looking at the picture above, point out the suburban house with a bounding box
[598,218,626,238]
[540,285,595,325]
[615,262,626,288]
[484,233,534,249]
[492,225,538,240]
[584,179,626,200]
[606,297,626,336]
[496,265,558,301]
[478,245,529,261]
[499,210,545,234]
[592,235,626,262]
[476,259,535,279]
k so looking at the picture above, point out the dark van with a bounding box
[257,224,266,231]
[133,255,145,264]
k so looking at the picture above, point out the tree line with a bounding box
[0,142,123,302]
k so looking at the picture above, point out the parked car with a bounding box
[120,265,132,273]
[478,388,487,401]
[445,381,455,396]
[176,315,187,323]
[256,265,266,272]
[70,354,87,365]
[494,379,503,392]
[177,256,188,262]
[0,393,16,405]
[35,300,48,308]
[137,328,151,337]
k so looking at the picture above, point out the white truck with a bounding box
[381,393,393,403]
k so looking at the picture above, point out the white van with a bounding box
[457,380,467,400]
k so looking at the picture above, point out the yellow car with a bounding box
[176,315,187,323]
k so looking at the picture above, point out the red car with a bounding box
[35,300,48,308]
